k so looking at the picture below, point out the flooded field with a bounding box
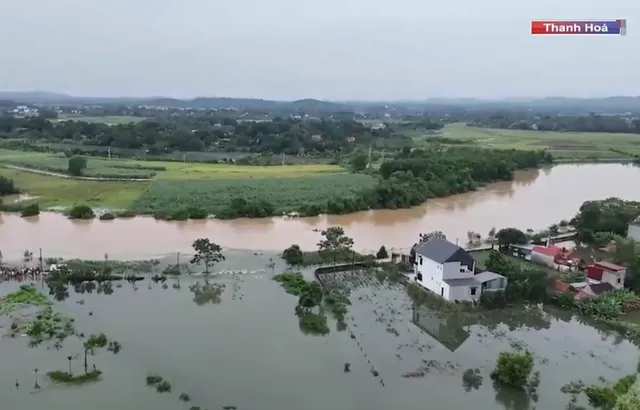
[2,257,638,410]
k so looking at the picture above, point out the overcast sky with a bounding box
[0,0,637,100]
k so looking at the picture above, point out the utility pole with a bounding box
[176,252,180,274]
[282,152,285,166]
[38,248,43,271]
[107,146,111,159]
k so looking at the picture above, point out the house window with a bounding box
[617,278,622,284]
[419,256,423,266]
[470,287,477,296]
[417,273,423,281]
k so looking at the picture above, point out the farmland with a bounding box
[130,174,377,217]
[0,148,375,216]
[0,149,346,180]
[412,122,640,160]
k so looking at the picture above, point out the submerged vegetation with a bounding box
[48,369,102,385]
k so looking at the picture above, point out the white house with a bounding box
[628,216,640,242]
[413,238,507,302]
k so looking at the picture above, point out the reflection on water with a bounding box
[412,308,471,352]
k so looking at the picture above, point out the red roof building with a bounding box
[594,261,626,272]
[587,265,604,281]
[532,245,561,257]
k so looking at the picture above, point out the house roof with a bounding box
[444,277,480,287]
[594,261,626,272]
[589,282,615,295]
[631,215,640,226]
[532,245,561,257]
[414,237,474,266]
[474,271,505,283]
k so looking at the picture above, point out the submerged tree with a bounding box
[317,227,354,266]
[190,238,225,274]
[282,244,304,266]
[409,230,447,263]
[83,333,108,374]
[490,350,534,389]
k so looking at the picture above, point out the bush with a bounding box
[20,203,40,217]
[376,246,389,259]
[490,350,534,389]
[68,204,95,219]
[99,212,115,220]
[68,155,87,176]
[479,290,507,309]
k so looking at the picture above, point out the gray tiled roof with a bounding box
[414,237,464,264]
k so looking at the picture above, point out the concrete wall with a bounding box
[442,261,475,280]
[448,284,479,302]
[628,224,640,242]
[602,270,625,289]
[415,256,446,296]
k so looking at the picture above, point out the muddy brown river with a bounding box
[1,163,639,260]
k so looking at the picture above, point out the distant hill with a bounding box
[1,91,639,114]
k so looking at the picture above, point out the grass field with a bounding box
[0,148,374,214]
[53,115,145,125]
[469,250,559,277]
[412,123,640,160]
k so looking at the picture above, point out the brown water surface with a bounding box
[1,164,639,260]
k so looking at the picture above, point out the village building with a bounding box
[412,237,507,302]
[530,245,578,270]
[586,261,626,289]
[628,216,640,242]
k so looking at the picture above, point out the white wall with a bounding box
[602,270,625,289]
[415,256,447,297]
[442,261,475,280]
[448,285,479,302]
[628,224,640,242]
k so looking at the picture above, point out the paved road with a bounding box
[2,164,152,181]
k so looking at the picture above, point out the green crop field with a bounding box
[469,250,559,277]
[0,148,372,214]
[412,123,640,160]
[129,174,377,215]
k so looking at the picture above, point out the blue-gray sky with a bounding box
[0,0,637,100]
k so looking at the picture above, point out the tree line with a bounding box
[0,115,391,155]
[466,112,640,134]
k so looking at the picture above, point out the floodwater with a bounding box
[1,257,637,410]
[1,163,640,260]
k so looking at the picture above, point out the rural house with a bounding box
[530,245,578,269]
[412,237,507,302]
[628,216,640,242]
[586,261,627,289]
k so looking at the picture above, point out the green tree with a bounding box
[351,153,368,172]
[496,228,527,248]
[0,176,19,195]
[282,244,304,266]
[317,227,354,266]
[83,333,108,374]
[376,246,388,259]
[190,238,225,274]
[68,155,87,176]
[490,350,534,389]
